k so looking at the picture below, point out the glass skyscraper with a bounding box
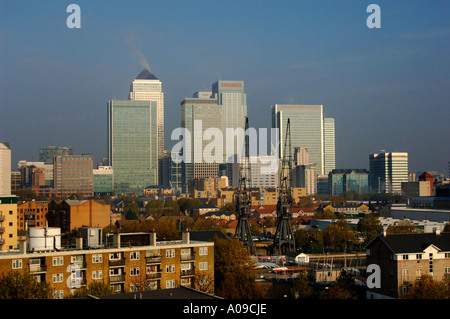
[129,69,164,158]
[328,169,369,195]
[369,151,408,194]
[107,99,158,195]
[272,104,325,175]
[323,118,336,175]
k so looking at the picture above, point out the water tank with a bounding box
[28,226,61,251]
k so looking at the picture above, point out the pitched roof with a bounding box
[366,232,450,253]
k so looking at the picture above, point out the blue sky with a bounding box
[1,0,449,175]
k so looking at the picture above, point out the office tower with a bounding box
[181,91,222,188]
[107,99,158,195]
[369,151,409,194]
[0,142,11,196]
[294,147,309,166]
[272,104,325,175]
[227,155,279,189]
[129,69,165,158]
[316,175,329,195]
[180,82,247,189]
[328,169,369,195]
[292,147,317,195]
[212,80,247,160]
[323,118,335,175]
[39,146,73,164]
[18,161,54,188]
[53,155,94,198]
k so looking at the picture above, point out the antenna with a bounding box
[273,118,295,255]
[233,117,256,255]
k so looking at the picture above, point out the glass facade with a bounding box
[107,100,158,195]
[272,104,324,175]
[328,169,369,195]
[369,152,408,194]
[323,118,335,175]
[39,146,73,164]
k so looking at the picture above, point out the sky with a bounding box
[0,0,449,176]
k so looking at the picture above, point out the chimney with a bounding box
[76,237,83,250]
[150,231,157,246]
[433,228,441,235]
[18,240,27,254]
[182,229,190,244]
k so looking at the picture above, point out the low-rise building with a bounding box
[365,231,450,299]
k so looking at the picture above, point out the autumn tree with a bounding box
[71,281,114,298]
[404,274,450,299]
[125,202,140,220]
[0,271,53,299]
[291,271,315,299]
[323,219,356,251]
[145,200,164,218]
[320,270,357,299]
[386,219,419,234]
[357,214,383,244]
[214,237,259,299]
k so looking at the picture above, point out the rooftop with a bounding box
[136,68,158,80]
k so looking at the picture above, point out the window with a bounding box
[53,290,64,299]
[53,273,64,283]
[92,270,103,280]
[53,257,64,266]
[92,254,102,263]
[416,268,422,279]
[71,255,84,264]
[402,269,409,282]
[166,264,175,273]
[130,267,140,276]
[429,253,434,273]
[181,248,191,255]
[166,280,175,289]
[445,253,450,258]
[130,252,140,260]
[109,252,121,260]
[402,254,409,260]
[12,259,22,269]
[416,254,422,260]
[199,262,208,271]
[166,249,175,258]
[199,247,208,256]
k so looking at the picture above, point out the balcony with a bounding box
[0,227,5,234]
[109,260,125,267]
[146,256,162,264]
[146,272,162,280]
[0,215,4,222]
[29,265,47,273]
[109,275,125,283]
[181,269,195,277]
[180,254,195,261]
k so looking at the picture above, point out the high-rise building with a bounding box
[0,195,18,251]
[227,155,279,189]
[0,142,11,196]
[369,151,409,194]
[129,69,164,158]
[107,99,158,195]
[39,146,73,164]
[53,155,94,198]
[180,82,247,190]
[93,166,114,195]
[272,104,325,175]
[323,118,336,175]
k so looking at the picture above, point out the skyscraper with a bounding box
[179,81,247,189]
[107,99,158,195]
[129,69,164,158]
[323,118,336,175]
[39,146,73,164]
[369,151,409,194]
[0,142,11,196]
[272,104,325,175]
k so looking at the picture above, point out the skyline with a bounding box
[1,1,449,176]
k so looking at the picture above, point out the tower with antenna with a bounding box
[233,117,256,255]
[273,118,295,255]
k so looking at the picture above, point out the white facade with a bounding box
[129,71,165,158]
[0,142,11,195]
[323,118,335,175]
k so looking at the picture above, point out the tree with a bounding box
[0,271,54,299]
[320,270,357,299]
[404,275,449,299]
[193,272,215,295]
[214,237,259,299]
[163,199,180,216]
[357,214,383,244]
[291,271,315,299]
[298,196,314,208]
[178,198,202,215]
[386,219,418,234]
[145,200,163,218]
[323,219,356,251]
[71,281,114,298]
[156,217,180,240]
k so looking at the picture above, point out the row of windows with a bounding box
[11,248,209,269]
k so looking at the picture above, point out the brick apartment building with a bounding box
[365,230,450,299]
[17,201,49,230]
[0,230,214,299]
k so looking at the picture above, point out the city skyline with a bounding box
[1,1,449,176]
